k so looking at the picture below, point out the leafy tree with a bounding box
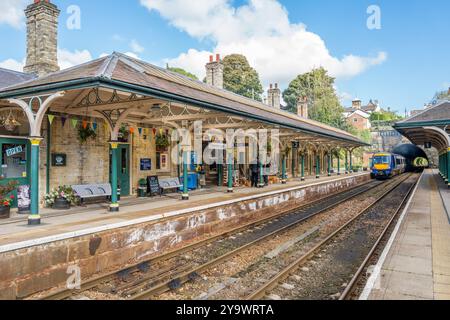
[167,66,198,80]
[223,54,264,101]
[432,89,450,103]
[370,111,402,122]
[283,68,346,129]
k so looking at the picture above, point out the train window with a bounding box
[373,156,390,164]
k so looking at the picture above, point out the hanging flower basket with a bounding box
[155,134,170,152]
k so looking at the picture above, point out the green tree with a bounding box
[283,68,346,129]
[167,66,198,80]
[223,54,264,101]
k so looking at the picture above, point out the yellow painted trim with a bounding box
[109,203,119,208]
[110,142,119,149]
[29,138,43,146]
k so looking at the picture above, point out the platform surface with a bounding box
[0,173,366,251]
[367,169,450,300]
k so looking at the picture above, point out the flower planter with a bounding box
[52,198,70,210]
[0,206,11,219]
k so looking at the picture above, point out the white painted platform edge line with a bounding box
[0,173,367,254]
[359,172,424,300]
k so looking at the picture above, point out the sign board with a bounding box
[17,185,31,212]
[147,176,160,196]
[6,146,23,157]
[140,158,152,171]
[52,154,67,167]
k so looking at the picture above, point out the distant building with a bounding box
[345,109,371,130]
[343,99,381,116]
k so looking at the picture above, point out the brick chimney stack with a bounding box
[24,0,60,77]
[205,54,224,89]
[267,83,281,109]
[297,96,309,119]
[352,99,362,110]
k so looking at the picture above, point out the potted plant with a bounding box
[0,179,18,219]
[138,178,147,198]
[155,134,170,152]
[44,186,77,210]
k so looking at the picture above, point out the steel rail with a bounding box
[38,179,377,300]
[338,171,423,300]
[129,179,389,300]
[246,173,415,300]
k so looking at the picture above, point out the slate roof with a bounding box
[0,52,365,145]
[0,68,36,90]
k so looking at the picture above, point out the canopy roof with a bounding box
[0,52,366,146]
[0,68,36,90]
[394,101,450,152]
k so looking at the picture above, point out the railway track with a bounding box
[36,178,382,300]
[245,173,418,300]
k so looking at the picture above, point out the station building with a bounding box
[0,0,366,225]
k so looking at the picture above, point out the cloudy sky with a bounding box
[0,0,449,113]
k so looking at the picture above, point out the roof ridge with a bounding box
[115,53,357,140]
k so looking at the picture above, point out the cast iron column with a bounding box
[281,155,287,184]
[316,155,320,179]
[182,150,189,200]
[109,141,119,212]
[29,137,43,225]
[447,148,450,187]
[301,155,305,181]
[227,148,233,193]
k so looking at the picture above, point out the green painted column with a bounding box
[182,150,189,200]
[328,154,332,176]
[281,155,287,184]
[109,142,119,212]
[259,160,264,188]
[316,155,320,179]
[218,164,223,187]
[345,151,348,174]
[301,155,305,181]
[447,149,450,187]
[349,151,353,173]
[227,149,233,193]
[29,138,43,225]
[337,156,341,175]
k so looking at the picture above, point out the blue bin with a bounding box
[179,173,198,191]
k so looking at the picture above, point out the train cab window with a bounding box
[373,156,390,164]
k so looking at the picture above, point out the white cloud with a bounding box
[130,39,145,54]
[58,49,93,70]
[0,0,27,29]
[0,58,24,71]
[142,0,387,87]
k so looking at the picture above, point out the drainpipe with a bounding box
[29,137,43,225]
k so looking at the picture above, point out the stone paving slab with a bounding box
[367,170,450,300]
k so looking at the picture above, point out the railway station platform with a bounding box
[364,169,450,300]
[0,172,370,299]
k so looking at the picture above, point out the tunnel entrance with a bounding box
[392,144,430,172]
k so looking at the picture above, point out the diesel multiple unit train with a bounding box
[371,152,407,179]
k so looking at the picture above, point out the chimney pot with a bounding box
[209,55,214,63]
[275,83,278,89]
[216,54,220,62]
[270,84,273,89]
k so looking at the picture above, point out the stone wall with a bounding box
[0,173,369,299]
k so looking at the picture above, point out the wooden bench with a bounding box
[72,184,112,203]
[158,178,183,196]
